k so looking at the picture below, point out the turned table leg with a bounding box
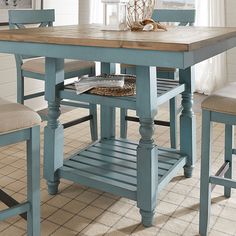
[43,58,64,195]
[136,66,158,227]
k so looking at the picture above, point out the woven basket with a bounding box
[89,75,136,96]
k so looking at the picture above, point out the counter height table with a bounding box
[0,25,236,226]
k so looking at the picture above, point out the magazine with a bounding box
[74,74,125,94]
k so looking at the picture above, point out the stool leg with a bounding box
[224,124,234,198]
[199,110,212,236]
[169,97,177,149]
[89,104,98,141]
[27,126,40,236]
[120,108,128,139]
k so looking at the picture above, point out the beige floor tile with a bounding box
[82,222,110,236]
[105,228,130,236]
[41,203,58,219]
[112,217,139,234]
[156,200,178,216]
[40,220,60,236]
[47,195,72,208]
[79,205,104,220]
[108,201,133,216]
[182,223,199,236]
[64,215,92,233]
[96,211,122,227]
[60,184,85,199]
[51,226,78,236]
[212,217,236,235]
[0,221,11,232]
[1,94,236,236]
[219,205,236,221]
[162,217,189,235]
[0,224,25,236]
[47,209,74,225]
[91,195,116,210]
[62,199,87,214]
[131,224,159,236]
[172,206,198,223]
[76,190,101,204]
[157,228,180,236]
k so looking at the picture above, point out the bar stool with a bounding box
[0,98,41,236]
[200,83,236,236]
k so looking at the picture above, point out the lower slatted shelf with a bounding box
[59,138,187,200]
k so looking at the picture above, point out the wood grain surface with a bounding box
[0,25,236,52]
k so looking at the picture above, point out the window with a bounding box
[156,0,195,9]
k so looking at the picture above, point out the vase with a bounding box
[127,0,156,27]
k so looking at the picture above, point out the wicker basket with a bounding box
[89,75,136,96]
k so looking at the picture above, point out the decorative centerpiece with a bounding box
[127,0,167,31]
[102,0,129,31]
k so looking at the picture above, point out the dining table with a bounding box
[0,24,236,227]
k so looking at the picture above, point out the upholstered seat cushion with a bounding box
[22,58,95,75]
[121,64,176,73]
[0,98,41,134]
[202,82,236,115]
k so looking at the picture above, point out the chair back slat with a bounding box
[8,9,55,27]
[152,9,195,25]
[8,9,55,61]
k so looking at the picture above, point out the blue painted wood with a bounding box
[43,58,64,195]
[179,67,196,178]
[9,9,98,141]
[224,125,233,197]
[0,22,235,229]
[59,138,186,202]
[0,124,40,236]
[27,126,40,236]
[9,9,55,25]
[152,9,195,24]
[1,38,235,70]
[121,9,196,148]
[136,66,158,226]
[199,110,212,236]
[200,108,236,235]
[0,202,30,221]
[100,62,116,139]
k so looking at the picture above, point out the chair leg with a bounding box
[199,110,212,236]
[169,97,177,149]
[89,104,98,141]
[27,126,40,236]
[224,124,234,198]
[120,108,128,139]
[17,75,24,104]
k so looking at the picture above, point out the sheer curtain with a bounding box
[195,0,227,94]
[79,0,103,24]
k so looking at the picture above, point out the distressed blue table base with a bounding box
[58,138,187,226]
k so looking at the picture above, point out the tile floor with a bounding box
[0,94,236,236]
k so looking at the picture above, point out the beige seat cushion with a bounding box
[22,58,95,75]
[202,82,236,115]
[0,98,41,134]
[120,64,176,73]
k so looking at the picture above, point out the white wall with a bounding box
[226,0,236,82]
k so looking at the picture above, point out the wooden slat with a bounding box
[64,159,137,185]
[95,142,137,156]
[71,154,137,177]
[59,166,137,200]
[88,146,137,162]
[59,138,187,202]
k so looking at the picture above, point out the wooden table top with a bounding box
[0,25,236,52]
